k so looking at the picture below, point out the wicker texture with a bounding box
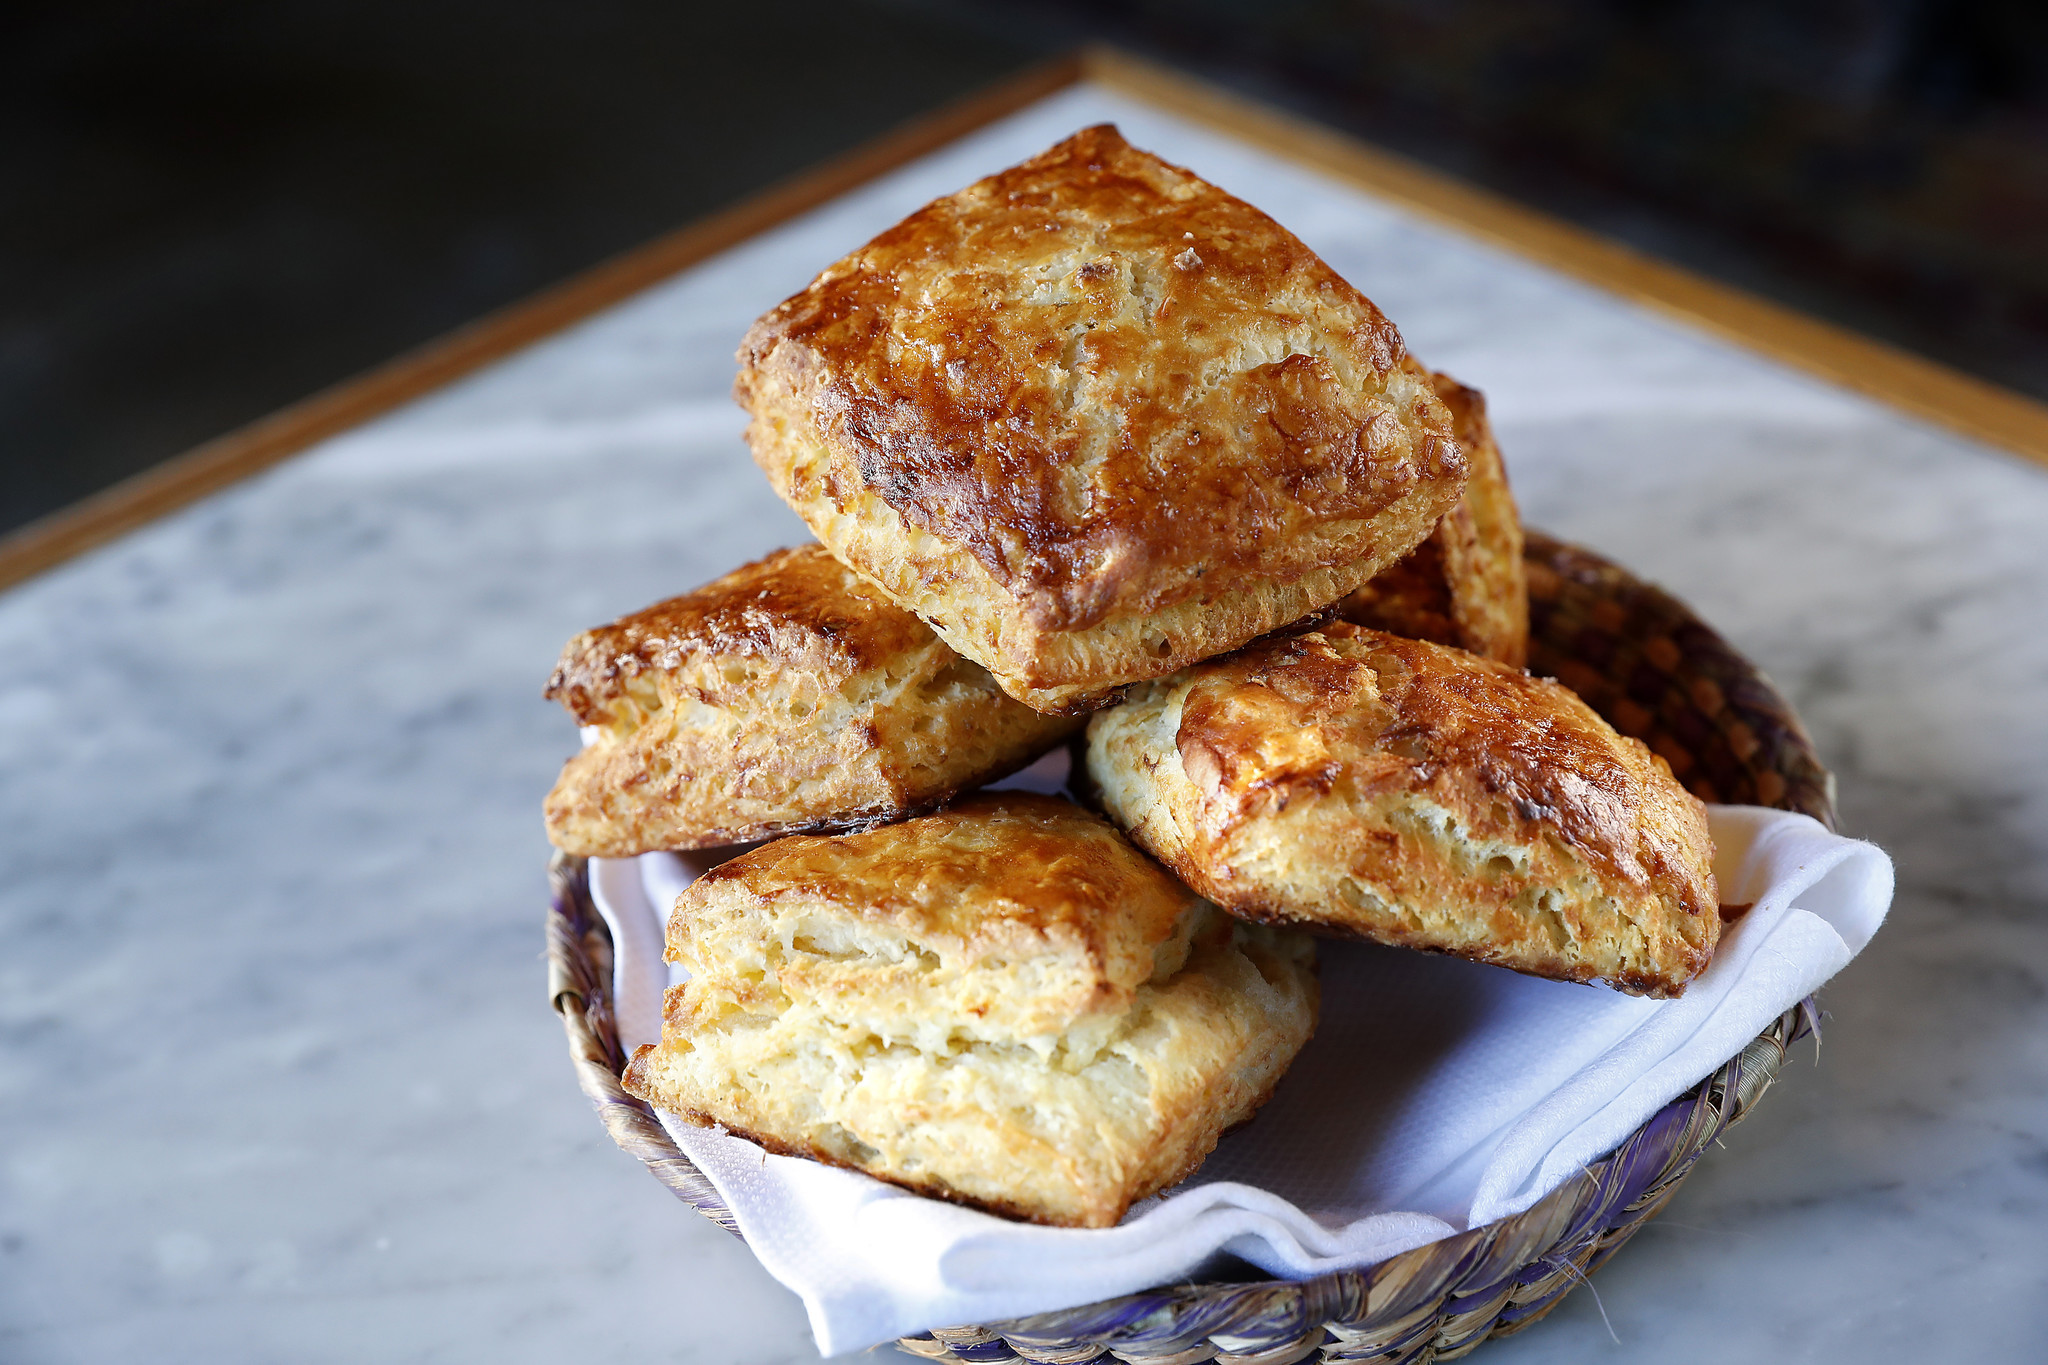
[1522,531,1832,825]
[544,534,1835,1361]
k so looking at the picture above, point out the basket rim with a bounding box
[545,531,1834,1363]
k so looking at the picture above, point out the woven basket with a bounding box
[544,531,1835,1363]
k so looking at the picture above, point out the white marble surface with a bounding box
[2,85,2044,1362]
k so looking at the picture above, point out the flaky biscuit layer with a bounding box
[621,794,1319,1227]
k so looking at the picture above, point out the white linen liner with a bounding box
[587,755,1891,1354]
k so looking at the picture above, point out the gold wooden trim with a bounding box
[1081,47,2048,470]
[8,45,2043,592]
[0,53,1086,592]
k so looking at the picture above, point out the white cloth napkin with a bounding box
[588,758,1892,1355]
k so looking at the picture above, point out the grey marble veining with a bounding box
[2,85,2044,1362]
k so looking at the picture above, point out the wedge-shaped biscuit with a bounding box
[1085,624,1718,997]
[620,792,1319,1227]
[543,545,1079,855]
[1339,370,1527,667]
[737,123,1467,714]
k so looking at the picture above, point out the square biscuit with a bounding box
[1086,625,1719,998]
[543,545,1079,855]
[736,124,1468,714]
[620,793,1319,1227]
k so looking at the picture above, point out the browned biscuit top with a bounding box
[543,544,929,725]
[1175,623,1714,920]
[736,123,1463,633]
[692,791,1197,1012]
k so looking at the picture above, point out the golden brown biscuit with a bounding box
[543,545,1079,855]
[1085,624,1718,997]
[1339,370,1527,667]
[620,792,1319,1227]
[736,123,1467,714]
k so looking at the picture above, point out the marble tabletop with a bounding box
[4,83,2044,1363]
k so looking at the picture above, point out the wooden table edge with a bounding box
[4,44,2042,594]
[1087,49,2048,468]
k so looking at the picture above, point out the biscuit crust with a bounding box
[738,124,1467,713]
[621,793,1319,1227]
[1339,370,1527,667]
[543,546,1079,855]
[1085,625,1718,997]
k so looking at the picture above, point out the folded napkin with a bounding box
[588,757,1891,1355]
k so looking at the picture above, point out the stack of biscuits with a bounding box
[542,126,1720,1230]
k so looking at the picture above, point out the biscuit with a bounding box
[543,545,1080,855]
[1085,624,1718,997]
[736,124,1467,714]
[620,792,1319,1227]
[1338,370,1527,667]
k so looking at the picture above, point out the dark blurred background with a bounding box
[5,0,2045,538]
